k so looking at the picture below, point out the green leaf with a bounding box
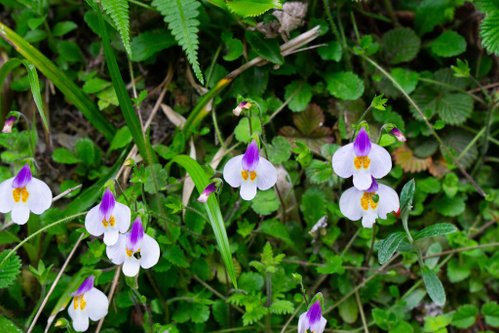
[56,41,83,63]
[318,40,342,61]
[101,0,131,55]
[434,195,465,217]
[414,223,458,240]
[300,188,326,226]
[226,0,282,17]
[267,136,291,164]
[325,71,365,100]
[238,272,264,292]
[0,251,21,289]
[83,78,111,94]
[415,0,454,35]
[164,244,189,267]
[251,190,279,215]
[447,258,471,283]
[316,255,345,275]
[400,179,415,217]
[221,32,243,61]
[245,31,283,65]
[424,314,452,332]
[391,68,419,94]
[430,31,466,57]
[382,28,420,64]
[171,155,237,288]
[258,219,292,244]
[234,117,262,143]
[284,81,313,112]
[422,266,446,306]
[339,297,358,324]
[482,302,499,327]
[52,148,80,164]
[130,30,176,62]
[451,304,478,329]
[0,22,115,141]
[480,13,499,55]
[436,93,473,125]
[0,316,22,333]
[52,21,77,37]
[378,232,407,264]
[110,126,133,151]
[305,159,333,184]
[152,0,204,83]
[269,300,294,314]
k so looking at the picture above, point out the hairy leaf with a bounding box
[0,251,21,289]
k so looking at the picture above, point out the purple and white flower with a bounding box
[0,164,52,225]
[197,182,217,203]
[67,276,108,332]
[233,101,251,116]
[332,128,392,190]
[106,218,160,277]
[390,127,406,142]
[2,116,16,133]
[85,189,131,246]
[223,140,277,201]
[298,301,327,333]
[339,178,400,228]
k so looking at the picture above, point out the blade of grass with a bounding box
[0,21,116,141]
[171,155,237,288]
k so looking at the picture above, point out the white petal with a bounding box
[69,308,89,332]
[352,169,372,190]
[85,288,109,321]
[332,143,355,178]
[316,317,327,333]
[339,187,363,221]
[376,184,400,219]
[103,229,119,246]
[85,206,104,237]
[140,234,160,269]
[26,178,52,214]
[0,178,14,213]
[11,204,30,225]
[223,155,243,188]
[106,235,126,265]
[122,256,140,277]
[255,157,277,190]
[240,180,257,201]
[362,212,377,228]
[369,144,392,178]
[297,312,309,333]
[113,202,131,234]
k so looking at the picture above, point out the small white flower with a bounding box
[339,178,400,228]
[233,101,251,116]
[223,140,277,201]
[67,276,108,332]
[85,188,131,246]
[197,182,216,203]
[0,164,52,225]
[106,218,160,277]
[332,128,392,190]
[298,301,327,333]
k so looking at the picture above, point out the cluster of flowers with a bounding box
[0,165,160,331]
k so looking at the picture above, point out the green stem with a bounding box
[418,77,486,105]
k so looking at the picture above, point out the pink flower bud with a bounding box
[390,128,406,142]
[2,116,16,133]
[233,101,251,117]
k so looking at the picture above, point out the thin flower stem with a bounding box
[341,229,360,256]
[0,212,87,266]
[364,225,377,266]
[354,290,369,333]
[26,233,85,333]
[52,184,82,202]
[95,266,121,333]
[280,302,303,333]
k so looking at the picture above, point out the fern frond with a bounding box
[480,13,499,55]
[152,0,204,84]
[101,0,131,55]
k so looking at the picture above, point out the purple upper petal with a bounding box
[99,188,116,220]
[353,128,372,156]
[2,116,16,133]
[198,182,216,202]
[242,140,260,171]
[390,128,406,142]
[366,177,379,192]
[72,275,94,296]
[12,164,32,188]
[306,301,322,325]
[127,218,144,251]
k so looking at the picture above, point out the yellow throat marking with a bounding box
[126,248,140,257]
[354,156,371,170]
[73,295,87,311]
[102,215,116,228]
[12,187,29,203]
[361,192,378,211]
[241,170,257,181]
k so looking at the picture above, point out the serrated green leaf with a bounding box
[415,0,454,35]
[226,0,282,17]
[480,13,499,55]
[285,81,312,112]
[382,28,420,64]
[258,219,292,244]
[451,304,478,329]
[251,190,279,215]
[267,136,291,164]
[316,255,345,275]
[430,31,466,57]
[0,251,21,289]
[152,0,204,83]
[378,232,407,264]
[269,300,294,314]
[436,93,473,125]
[414,223,458,240]
[238,272,264,292]
[101,0,131,55]
[422,266,446,306]
[326,71,365,100]
[391,68,419,94]
[245,31,283,65]
[482,302,499,327]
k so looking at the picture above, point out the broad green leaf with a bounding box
[318,40,342,61]
[258,219,292,244]
[400,179,415,217]
[382,27,420,64]
[325,71,365,100]
[422,266,446,306]
[130,30,176,62]
[284,81,313,112]
[171,155,237,288]
[110,126,133,151]
[435,93,473,125]
[391,68,419,94]
[451,304,478,329]
[245,31,283,65]
[480,13,499,55]
[221,32,243,61]
[482,302,499,327]
[316,255,344,275]
[251,190,279,215]
[378,232,407,264]
[226,0,282,17]
[339,297,358,324]
[434,195,465,217]
[52,148,80,164]
[56,41,83,63]
[0,22,115,140]
[414,223,458,240]
[52,21,77,37]
[447,258,471,283]
[234,117,262,143]
[424,314,452,332]
[83,78,111,94]
[430,31,466,57]
[267,136,291,164]
[415,0,454,35]
[0,316,22,333]
[238,272,264,292]
[0,251,21,289]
